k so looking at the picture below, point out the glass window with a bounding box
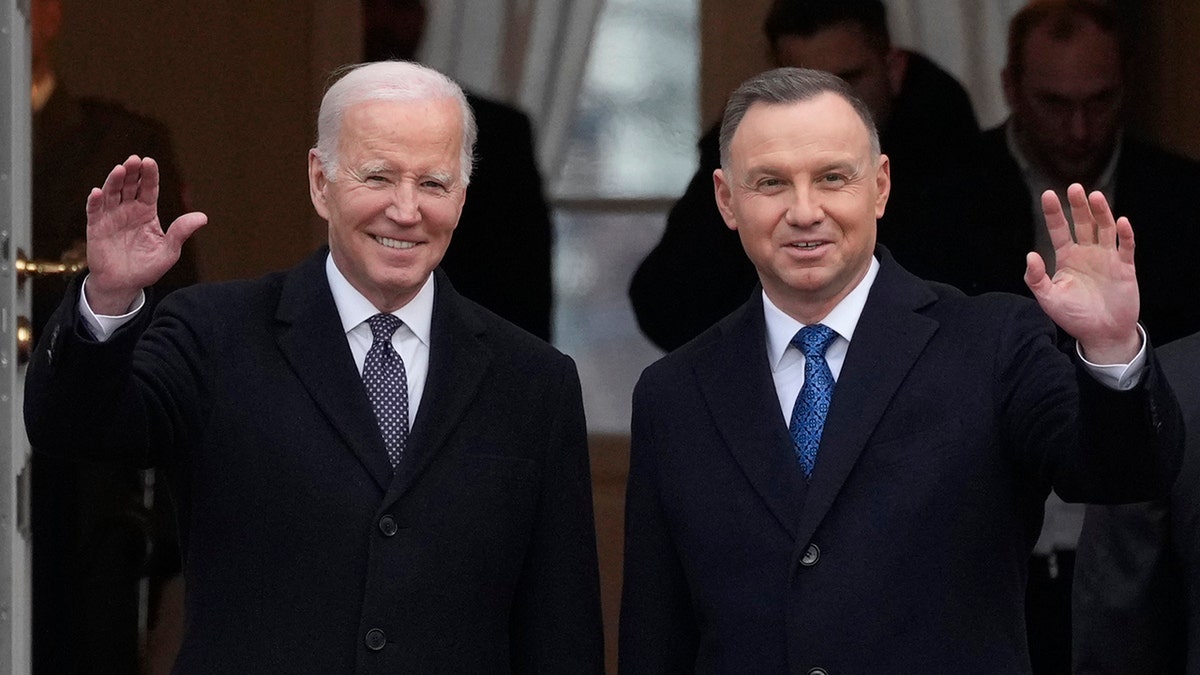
[552,0,698,432]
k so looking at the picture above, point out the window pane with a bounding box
[553,0,699,199]
[553,206,669,432]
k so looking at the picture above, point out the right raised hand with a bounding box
[84,155,207,315]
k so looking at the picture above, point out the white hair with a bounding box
[313,60,477,185]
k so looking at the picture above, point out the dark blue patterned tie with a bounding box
[789,324,837,477]
[363,313,409,469]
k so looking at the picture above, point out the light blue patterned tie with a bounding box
[789,324,837,477]
[363,313,409,469]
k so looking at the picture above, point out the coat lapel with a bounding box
[693,296,809,540]
[274,249,394,491]
[385,270,492,502]
[792,252,940,554]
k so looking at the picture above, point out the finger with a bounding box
[1024,251,1050,295]
[1088,190,1118,248]
[164,211,209,250]
[120,155,142,203]
[1066,183,1095,244]
[1115,215,1135,266]
[100,162,129,210]
[137,157,161,205]
[85,187,105,218]
[1040,189,1074,251]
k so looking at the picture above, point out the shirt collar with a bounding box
[763,255,879,370]
[325,252,434,347]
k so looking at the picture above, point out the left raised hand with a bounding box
[1024,184,1140,363]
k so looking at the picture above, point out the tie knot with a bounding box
[793,323,837,359]
[366,313,403,343]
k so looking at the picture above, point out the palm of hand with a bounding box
[1025,185,1140,359]
[88,196,174,291]
[1037,243,1139,342]
[83,156,207,314]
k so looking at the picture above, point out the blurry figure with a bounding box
[363,0,554,341]
[971,2,1200,671]
[1073,330,1200,675]
[628,0,983,352]
[30,0,195,672]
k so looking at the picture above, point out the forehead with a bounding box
[729,94,871,166]
[1019,20,1121,90]
[772,22,884,73]
[338,98,463,157]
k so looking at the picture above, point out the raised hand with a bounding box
[84,155,207,314]
[1024,183,1140,363]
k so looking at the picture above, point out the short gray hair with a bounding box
[718,67,880,170]
[313,60,477,186]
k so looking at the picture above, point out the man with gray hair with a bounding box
[618,67,1181,673]
[24,60,604,673]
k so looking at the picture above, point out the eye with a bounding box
[756,177,785,190]
[421,179,449,191]
[819,173,846,185]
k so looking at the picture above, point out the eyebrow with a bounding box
[350,163,391,177]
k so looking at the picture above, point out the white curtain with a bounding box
[419,0,605,179]
[886,0,1028,128]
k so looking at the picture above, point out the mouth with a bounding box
[374,235,417,250]
[789,241,824,250]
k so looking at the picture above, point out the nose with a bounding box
[385,182,420,224]
[786,185,824,227]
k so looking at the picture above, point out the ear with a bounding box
[874,154,891,219]
[885,48,908,97]
[308,150,331,221]
[713,168,738,231]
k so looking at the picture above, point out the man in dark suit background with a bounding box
[975,0,1200,343]
[30,0,196,671]
[971,3,1200,669]
[362,0,555,341]
[628,0,983,352]
[1072,330,1200,674]
[618,67,1180,673]
[24,61,604,672]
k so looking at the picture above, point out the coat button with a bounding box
[800,543,820,567]
[365,628,386,651]
[808,668,829,675]
[378,515,398,537]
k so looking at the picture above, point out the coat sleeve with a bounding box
[618,374,699,673]
[23,275,207,469]
[995,301,1183,504]
[509,355,606,673]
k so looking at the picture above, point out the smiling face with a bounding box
[309,97,466,312]
[714,93,889,324]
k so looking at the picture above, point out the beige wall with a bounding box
[1142,0,1200,160]
[700,0,773,132]
[53,0,361,282]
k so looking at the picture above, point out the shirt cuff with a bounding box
[1076,324,1148,391]
[78,275,146,342]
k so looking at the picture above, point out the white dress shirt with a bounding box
[324,254,431,429]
